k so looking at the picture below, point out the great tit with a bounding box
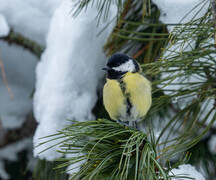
[102,53,152,128]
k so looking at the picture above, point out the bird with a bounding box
[102,53,152,128]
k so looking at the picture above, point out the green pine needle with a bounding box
[37,119,194,180]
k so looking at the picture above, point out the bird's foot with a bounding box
[117,120,140,131]
[117,120,129,127]
[132,121,140,131]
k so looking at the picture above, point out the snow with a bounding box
[0,0,62,177]
[147,0,216,163]
[66,152,86,175]
[152,0,209,32]
[33,0,117,162]
[152,0,210,97]
[170,164,205,180]
[0,41,37,129]
[152,0,215,113]
[0,0,62,129]
[0,14,9,37]
[0,0,61,44]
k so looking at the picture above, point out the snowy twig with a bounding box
[0,30,44,58]
[0,113,37,148]
[0,50,14,99]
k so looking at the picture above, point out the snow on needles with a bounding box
[33,0,117,161]
[0,0,61,44]
[170,164,205,180]
[152,0,209,32]
[152,0,216,170]
[152,0,212,109]
[0,14,9,37]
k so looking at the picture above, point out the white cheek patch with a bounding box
[112,59,135,72]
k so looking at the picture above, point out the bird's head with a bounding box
[102,53,140,79]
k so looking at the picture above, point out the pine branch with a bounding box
[0,30,44,58]
[145,2,216,160]
[37,119,191,180]
[188,139,216,179]
[33,159,69,180]
[104,2,168,63]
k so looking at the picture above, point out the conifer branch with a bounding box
[0,30,44,58]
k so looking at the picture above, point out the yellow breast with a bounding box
[103,78,126,120]
[103,72,152,122]
[124,72,152,120]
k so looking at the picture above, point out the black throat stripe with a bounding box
[126,97,132,116]
[118,79,132,116]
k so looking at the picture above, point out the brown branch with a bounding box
[0,50,14,99]
[0,30,45,58]
[132,43,150,59]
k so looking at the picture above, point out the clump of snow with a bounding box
[0,0,61,44]
[0,41,37,129]
[152,0,209,32]
[33,0,117,161]
[170,164,205,180]
[0,14,9,37]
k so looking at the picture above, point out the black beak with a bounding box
[102,66,111,71]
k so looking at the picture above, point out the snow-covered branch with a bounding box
[0,30,44,58]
